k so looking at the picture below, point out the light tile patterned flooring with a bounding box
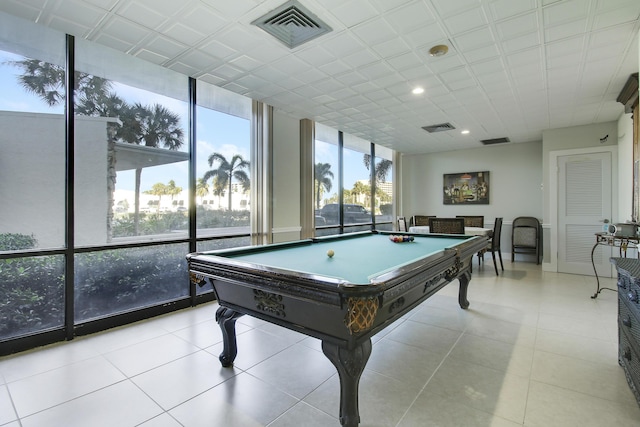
[2,259,640,426]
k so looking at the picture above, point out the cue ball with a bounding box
[327,249,335,258]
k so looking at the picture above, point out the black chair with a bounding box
[456,215,484,227]
[485,218,504,275]
[411,215,435,227]
[511,216,541,264]
[428,217,465,234]
[397,216,407,232]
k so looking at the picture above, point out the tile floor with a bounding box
[2,260,640,426]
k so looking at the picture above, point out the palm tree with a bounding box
[196,178,209,204]
[130,103,184,233]
[202,153,250,211]
[314,163,334,210]
[144,182,169,213]
[211,176,226,209]
[351,181,370,207]
[363,154,392,183]
[166,180,182,204]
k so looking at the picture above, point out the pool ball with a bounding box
[327,249,335,258]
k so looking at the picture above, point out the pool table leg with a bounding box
[215,306,244,367]
[458,270,471,309]
[321,339,372,427]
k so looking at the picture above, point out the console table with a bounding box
[610,257,640,408]
[591,233,640,299]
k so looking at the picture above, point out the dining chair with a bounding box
[485,217,504,275]
[428,217,465,234]
[456,215,484,227]
[411,215,435,227]
[397,216,407,232]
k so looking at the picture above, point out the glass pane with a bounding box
[0,255,65,340]
[75,39,189,245]
[74,244,189,322]
[314,124,339,230]
[343,134,372,225]
[375,154,393,225]
[196,82,251,238]
[0,14,66,251]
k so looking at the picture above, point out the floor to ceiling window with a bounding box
[314,123,394,235]
[0,12,256,354]
[0,15,66,342]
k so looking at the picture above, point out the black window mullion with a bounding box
[64,34,75,341]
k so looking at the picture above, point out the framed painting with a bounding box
[443,171,489,205]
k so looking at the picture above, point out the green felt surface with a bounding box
[222,233,470,284]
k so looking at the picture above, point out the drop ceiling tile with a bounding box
[93,33,136,52]
[544,19,588,42]
[461,44,501,63]
[216,26,263,54]
[82,0,118,10]
[100,16,151,45]
[357,61,395,80]
[430,0,481,18]
[294,46,336,67]
[116,1,167,29]
[0,0,42,21]
[200,0,261,20]
[166,61,200,76]
[443,8,489,36]
[386,52,425,72]
[371,38,411,59]
[351,17,399,45]
[179,49,220,70]
[501,31,541,54]
[402,23,449,52]
[52,0,106,29]
[470,57,507,75]
[317,59,351,76]
[145,35,187,58]
[135,0,186,17]
[47,16,93,37]
[593,5,640,29]
[384,2,436,34]
[318,31,364,57]
[542,0,589,27]
[228,54,265,72]
[329,0,378,28]
[588,23,637,48]
[506,46,542,67]
[454,27,496,51]
[296,67,330,85]
[342,48,379,69]
[178,5,226,36]
[197,40,237,60]
[488,0,537,21]
[133,48,170,64]
[495,12,539,39]
[332,71,367,87]
[426,54,465,73]
[163,22,205,46]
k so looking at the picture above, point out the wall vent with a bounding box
[480,137,510,145]
[421,122,456,133]
[252,0,332,49]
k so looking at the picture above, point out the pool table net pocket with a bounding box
[345,296,379,334]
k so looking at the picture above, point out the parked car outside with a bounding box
[319,203,371,225]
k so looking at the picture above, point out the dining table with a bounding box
[409,226,493,237]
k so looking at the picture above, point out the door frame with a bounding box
[548,145,618,273]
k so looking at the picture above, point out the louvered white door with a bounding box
[558,152,612,276]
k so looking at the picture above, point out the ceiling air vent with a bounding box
[252,0,332,49]
[480,137,510,145]
[421,123,456,133]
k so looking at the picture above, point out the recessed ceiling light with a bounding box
[461,130,470,134]
[428,44,449,57]
[412,87,424,95]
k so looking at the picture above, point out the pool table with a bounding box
[187,231,488,426]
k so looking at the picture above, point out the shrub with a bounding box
[0,233,37,251]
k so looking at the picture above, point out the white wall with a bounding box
[401,142,543,221]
